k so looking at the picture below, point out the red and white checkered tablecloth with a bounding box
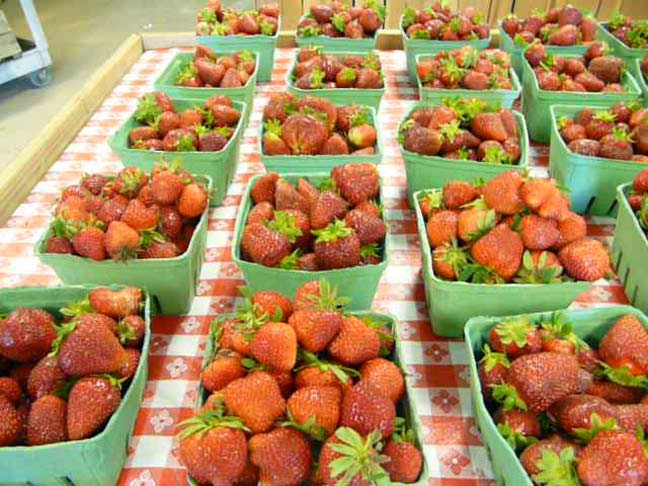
[0,48,630,486]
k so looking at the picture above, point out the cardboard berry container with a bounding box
[108,97,245,207]
[187,311,429,486]
[415,53,522,108]
[521,54,641,143]
[597,22,648,67]
[413,190,592,338]
[401,16,492,83]
[0,284,151,486]
[286,49,385,111]
[232,173,388,310]
[549,105,648,216]
[295,15,379,52]
[400,102,530,207]
[153,50,259,122]
[464,305,648,486]
[613,183,648,314]
[196,18,280,82]
[631,57,648,105]
[259,106,383,174]
[35,176,212,316]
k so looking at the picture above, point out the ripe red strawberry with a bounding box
[121,199,159,231]
[599,314,648,376]
[520,435,580,477]
[178,183,208,218]
[344,209,385,246]
[0,377,22,404]
[88,287,141,318]
[632,169,648,192]
[266,368,293,399]
[537,190,571,222]
[520,178,557,210]
[178,413,248,486]
[489,317,541,358]
[140,241,179,259]
[223,371,286,433]
[252,291,293,321]
[577,430,648,486]
[27,355,66,401]
[586,380,645,404]
[426,210,458,248]
[558,238,610,281]
[157,206,183,240]
[201,349,246,392]
[383,438,423,483]
[46,236,73,254]
[287,385,342,437]
[117,315,145,347]
[554,212,587,249]
[340,380,396,439]
[117,347,140,380]
[520,215,560,250]
[98,195,129,225]
[297,178,320,206]
[72,226,106,261]
[479,345,510,401]
[359,358,404,403]
[328,315,381,366]
[150,171,185,205]
[104,221,140,260]
[241,223,292,267]
[294,363,351,393]
[27,395,67,445]
[250,322,297,372]
[442,181,478,209]
[313,220,361,269]
[67,375,121,440]
[289,309,342,353]
[548,394,617,436]
[309,190,348,230]
[494,407,541,443]
[0,308,56,363]
[275,178,310,214]
[10,363,34,388]
[483,171,525,215]
[0,395,22,446]
[247,202,275,226]
[471,112,508,142]
[81,173,108,196]
[331,163,380,205]
[457,208,495,242]
[113,167,147,199]
[471,224,524,281]
[251,173,279,204]
[249,427,313,485]
[58,320,126,376]
[614,403,648,431]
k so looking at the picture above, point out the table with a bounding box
[0,47,629,486]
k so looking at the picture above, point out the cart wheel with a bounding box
[29,67,53,88]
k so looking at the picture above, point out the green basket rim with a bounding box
[196,15,282,40]
[498,19,595,50]
[399,15,493,45]
[231,172,389,274]
[295,14,380,41]
[632,57,648,92]
[617,182,648,247]
[599,21,648,56]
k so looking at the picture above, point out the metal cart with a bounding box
[0,0,52,87]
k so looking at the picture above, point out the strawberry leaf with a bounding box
[532,448,580,486]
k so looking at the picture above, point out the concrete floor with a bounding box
[0,0,212,170]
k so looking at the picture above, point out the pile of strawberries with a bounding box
[297,1,385,40]
[291,47,384,90]
[179,281,424,485]
[402,4,489,41]
[501,4,597,47]
[262,93,378,156]
[174,45,256,88]
[0,287,145,446]
[241,163,385,271]
[606,12,648,49]
[128,91,241,152]
[478,312,648,484]
[419,171,611,283]
[525,41,628,93]
[44,162,208,261]
[416,46,514,90]
[628,169,648,233]
[557,102,648,161]
[195,1,279,36]
[400,97,523,164]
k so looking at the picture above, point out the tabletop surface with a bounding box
[0,47,629,486]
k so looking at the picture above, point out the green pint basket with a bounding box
[295,16,379,52]
[598,22,648,66]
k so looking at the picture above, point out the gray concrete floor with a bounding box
[0,0,210,171]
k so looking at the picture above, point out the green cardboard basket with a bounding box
[0,284,151,486]
[187,311,429,486]
[415,53,522,108]
[286,50,385,111]
[464,305,648,486]
[521,54,641,143]
[153,51,258,121]
[400,104,530,206]
[35,176,212,316]
[401,16,492,83]
[108,97,245,207]
[631,57,648,105]
[196,18,280,82]
[295,16,378,52]
[259,106,383,174]
[549,105,648,216]
[613,183,648,314]
[413,190,592,338]
[598,22,648,66]
[232,173,388,310]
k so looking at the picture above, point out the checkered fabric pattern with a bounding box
[0,48,629,486]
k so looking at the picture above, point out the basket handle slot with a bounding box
[151,294,162,315]
[606,199,617,215]
[584,197,596,215]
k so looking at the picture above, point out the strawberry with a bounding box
[340,380,396,439]
[81,174,108,196]
[348,124,377,149]
[121,199,159,231]
[313,220,361,269]
[294,358,354,393]
[67,375,121,440]
[309,190,348,230]
[250,322,297,372]
[252,291,293,321]
[554,212,587,249]
[223,371,286,433]
[158,206,183,240]
[0,377,21,404]
[483,171,525,215]
[117,315,145,347]
[104,221,140,260]
[321,133,350,155]
[577,430,648,486]
[479,345,510,401]
[520,215,560,250]
[88,287,141,318]
[46,236,73,254]
[383,424,423,483]
[241,223,291,267]
[493,407,541,448]
[269,209,311,250]
[275,178,310,214]
[10,363,34,388]
[328,315,381,366]
[331,163,380,205]
[599,314,648,376]
[520,435,581,477]
[442,181,478,209]
[489,317,541,358]
[251,174,279,205]
[249,427,313,486]
[178,412,248,486]
[140,241,179,259]
[27,355,67,401]
[27,395,67,446]
[426,210,458,248]
[289,308,342,353]
[0,308,56,363]
[117,347,140,380]
[548,394,617,437]
[98,195,129,225]
[587,380,645,404]
[537,190,571,221]
[471,112,508,142]
[633,169,648,192]
[471,223,524,281]
[113,167,147,199]
[359,358,404,403]
[150,171,185,205]
[558,238,610,281]
[178,183,208,218]
[128,126,158,146]
[344,209,385,246]
[0,395,22,446]
[457,208,496,242]
[297,178,320,206]
[201,349,246,392]
[72,226,106,261]
[287,385,342,438]
[247,202,275,226]
[614,403,648,431]
[520,178,558,210]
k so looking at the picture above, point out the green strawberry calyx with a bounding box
[532,448,580,486]
[266,211,302,243]
[418,189,444,213]
[178,409,249,441]
[48,320,79,357]
[573,413,618,444]
[514,250,564,284]
[332,13,347,33]
[593,110,617,123]
[596,361,648,389]
[497,422,538,451]
[338,67,357,83]
[479,344,510,373]
[59,298,93,319]
[494,316,535,347]
[327,427,390,486]
[303,278,350,312]
[279,249,302,270]
[299,350,360,383]
[134,94,162,127]
[491,383,527,411]
[312,220,354,244]
[281,410,328,442]
[538,312,589,351]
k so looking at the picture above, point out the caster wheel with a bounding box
[29,67,53,87]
